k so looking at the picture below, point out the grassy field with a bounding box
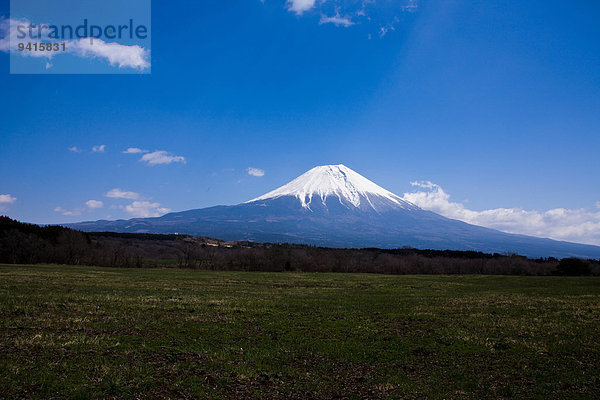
[1,265,599,399]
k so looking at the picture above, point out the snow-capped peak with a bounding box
[247,164,418,211]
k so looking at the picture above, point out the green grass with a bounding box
[1,265,599,399]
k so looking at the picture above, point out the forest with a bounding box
[0,216,597,275]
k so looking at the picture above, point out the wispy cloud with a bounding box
[379,16,400,37]
[92,144,106,153]
[320,14,354,27]
[123,201,171,218]
[54,199,104,216]
[105,188,140,200]
[281,0,418,35]
[399,0,419,13]
[0,18,150,71]
[0,194,16,211]
[247,167,265,177]
[54,206,82,216]
[140,150,186,166]
[85,200,104,209]
[68,146,81,153]
[122,147,148,154]
[402,181,600,246]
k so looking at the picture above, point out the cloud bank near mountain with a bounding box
[402,181,600,246]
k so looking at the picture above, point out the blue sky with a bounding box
[1,0,599,244]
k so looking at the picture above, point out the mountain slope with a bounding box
[68,164,600,259]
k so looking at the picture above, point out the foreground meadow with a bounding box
[1,264,599,399]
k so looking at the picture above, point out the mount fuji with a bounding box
[68,165,600,259]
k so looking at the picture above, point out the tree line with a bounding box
[0,216,597,276]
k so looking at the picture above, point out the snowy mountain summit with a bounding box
[248,164,418,212]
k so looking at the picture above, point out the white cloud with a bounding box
[0,194,16,204]
[85,200,104,209]
[140,150,186,166]
[66,38,150,70]
[0,18,51,58]
[320,14,354,27]
[0,194,16,211]
[105,188,140,200]
[287,0,317,15]
[247,167,265,177]
[124,201,171,218]
[0,18,150,71]
[68,146,81,153]
[122,147,148,154]
[402,181,600,246]
[0,18,11,53]
[92,145,106,153]
[54,206,82,216]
